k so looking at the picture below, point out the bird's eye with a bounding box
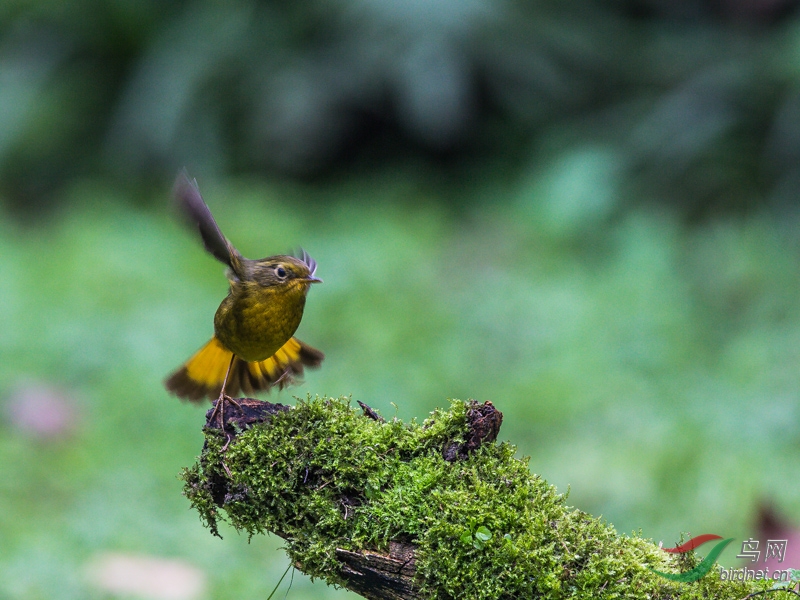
[275,265,287,279]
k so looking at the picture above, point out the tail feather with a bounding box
[165,336,324,402]
[241,337,324,392]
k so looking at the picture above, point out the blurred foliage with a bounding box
[3,0,800,214]
[2,174,800,597]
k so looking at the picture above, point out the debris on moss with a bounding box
[182,396,779,599]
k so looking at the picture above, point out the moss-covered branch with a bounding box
[182,397,785,599]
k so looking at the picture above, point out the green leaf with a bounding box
[460,531,474,545]
[475,526,492,542]
[771,581,792,590]
[365,483,379,500]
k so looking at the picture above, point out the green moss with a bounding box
[182,397,779,599]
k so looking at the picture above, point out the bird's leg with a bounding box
[208,354,241,430]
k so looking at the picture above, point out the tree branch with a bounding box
[181,396,782,599]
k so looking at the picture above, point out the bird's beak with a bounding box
[306,276,323,284]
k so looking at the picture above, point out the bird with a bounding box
[164,171,323,424]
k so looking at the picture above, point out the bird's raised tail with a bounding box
[165,336,324,402]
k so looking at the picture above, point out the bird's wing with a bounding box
[173,170,245,279]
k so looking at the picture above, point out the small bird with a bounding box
[165,171,323,423]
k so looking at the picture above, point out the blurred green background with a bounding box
[3,0,800,598]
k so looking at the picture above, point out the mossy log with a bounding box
[182,397,783,599]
